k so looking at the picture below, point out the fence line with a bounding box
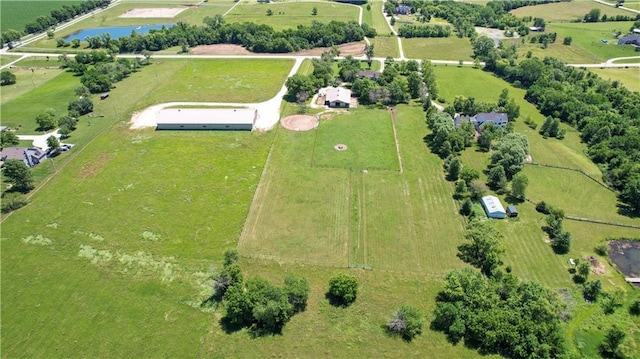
[525,162,616,193]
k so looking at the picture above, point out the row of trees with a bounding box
[472,37,640,212]
[582,8,640,23]
[72,16,375,54]
[1,0,111,46]
[397,24,452,38]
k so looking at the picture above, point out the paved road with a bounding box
[593,0,640,14]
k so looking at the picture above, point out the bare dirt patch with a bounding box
[280,115,318,131]
[334,144,348,151]
[191,42,365,56]
[586,256,606,275]
[79,153,111,179]
[119,8,187,18]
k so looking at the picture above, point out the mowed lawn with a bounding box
[510,1,632,23]
[225,2,360,31]
[370,35,399,58]
[313,109,399,171]
[137,58,293,107]
[240,104,467,274]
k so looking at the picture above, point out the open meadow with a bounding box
[370,36,399,58]
[402,37,474,61]
[509,1,632,23]
[225,2,360,31]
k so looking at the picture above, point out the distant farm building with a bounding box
[454,111,508,131]
[618,34,640,46]
[506,205,518,218]
[321,86,351,108]
[481,195,506,219]
[529,26,544,32]
[155,108,257,130]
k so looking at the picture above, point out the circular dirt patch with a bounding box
[334,144,348,151]
[280,115,318,131]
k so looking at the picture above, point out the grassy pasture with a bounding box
[137,58,293,107]
[312,110,399,171]
[510,1,632,23]
[612,57,640,63]
[0,0,77,32]
[588,67,640,92]
[225,2,359,31]
[402,37,474,61]
[11,56,61,68]
[0,67,66,106]
[240,104,467,274]
[370,35,399,58]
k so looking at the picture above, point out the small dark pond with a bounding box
[608,240,640,286]
[64,24,173,41]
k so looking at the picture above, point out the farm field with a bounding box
[0,0,77,32]
[510,1,632,23]
[225,2,360,31]
[370,35,399,58]
[136,58,293,107]
[588,67,640,92]
[402,37,474,61]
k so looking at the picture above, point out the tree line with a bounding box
[63,16,375,54]
[472,36,640,213]
[1,0,111,46]
[398,24,452,38]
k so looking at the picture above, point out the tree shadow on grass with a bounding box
[381,324,415,343]
[616,202,640,219]
[219,316,244,335]
[325,292,353,308]
[504,193,525,205]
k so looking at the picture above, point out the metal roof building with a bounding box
[155,108,257,131]
[481,195,506,219]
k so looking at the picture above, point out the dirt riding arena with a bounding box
[280,115,318,131]
[119,8,187,18]
[191,42,365,57]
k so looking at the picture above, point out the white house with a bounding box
[322,87,351,108]
[155,108,257,131]
[481,195,506,219]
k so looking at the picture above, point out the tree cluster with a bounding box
[539,116,565,139]
[1,71,17,86]
[540,205,572,254]
[78,18,375,54]
[2,160,35,193]
[425,112,473,158]
[2,0,111,45]
[482,54,640,212]
[327,273,359,306]
[218,250,310,334]
[60,51,142,94]
[431,268,566,359]
[398,24,452,38]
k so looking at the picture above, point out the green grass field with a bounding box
[135,58,293,108]
[402,37,474,61]
[588,67,640,92]
[312,110,399,171]
[510,1,632,23]
[225,2,359,31]
[370,35,398,58]
[370,0,392,35]
[0,0,77,32]
[0,54,21,66]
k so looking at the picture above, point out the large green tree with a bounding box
[327,273,359,305]
[35,108,57,131]
[489,132,528,179]
[3,159,34,193]
[1,70,16,86]
[457,219,504,276]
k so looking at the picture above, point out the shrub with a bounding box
[595,243,608,256]
[387,305,423,340]
[630,300,640,316]
[1,192,29,213]
[327,273,358,306]
[1,70,16,86]
[535,201,549,214]
[68,97,93,115]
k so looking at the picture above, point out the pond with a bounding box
[64,24,174,41]
[608,240,640,287]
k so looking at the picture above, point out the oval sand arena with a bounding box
[280,115,318,131]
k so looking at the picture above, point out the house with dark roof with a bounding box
[618,34,640,45]
[0,147,47,167]
[321,87,351,108]
[454,111,508,131]
[395,4,411,15]
[356,70,380,81]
